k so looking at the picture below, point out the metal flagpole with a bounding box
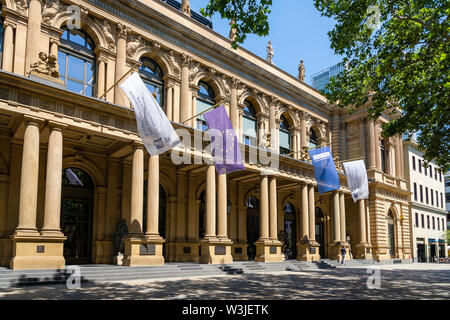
[182,100,224,125]
[98,62,140,101]
[285,142,332,157]
[338,156,365,164]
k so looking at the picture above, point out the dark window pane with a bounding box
[69,31,86,47]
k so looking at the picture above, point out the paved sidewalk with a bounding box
[0,264,448,300]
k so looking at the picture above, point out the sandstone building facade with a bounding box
[0,0,411,270]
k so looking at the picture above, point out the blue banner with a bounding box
[309,147,340,193]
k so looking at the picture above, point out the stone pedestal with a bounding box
[231,243,248,261]
[199,238,233,264]
[255,239,283,263]
[122,236,165,267]
[296,241,321,262]
[328,241,350,262]
[9,235,66,270]
[354,242,373,260]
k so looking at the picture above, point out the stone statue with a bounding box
[114,219,129,255]
[298,60,305,81]
[126,35,144,58]
[42,0,60,24]
[181,0,191,16]
[229,19,237,41]
[30,52,60,78]
[266,41,274,64]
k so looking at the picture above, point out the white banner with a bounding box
[342,160,369,202]
[119,72,180,156]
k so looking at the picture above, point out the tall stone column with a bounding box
[25,0,42,74]
[300,183,309,241]
[259,175,269,240]
[332,111,341,159]
[332,191,340,242]
[204,165,216,239]
[359,117,366,162]
[114,23,129,106]
[15,118,41,236]
[2,22,16,72]
[166,84,174,121]
[230,78,239,130]
[268,97,278,151]
[354,198,372,260]
[358,199,367,244]
[368,120,376,168]
[339,192,346,242]
[300,112,308,150]
[229,181,237,242]
[269,177,277,240]
[180,54,191,124]
[42,123,66,236]
[97,58,106,99]
[145,155,160,238]
[129,144,144,236]
[217,173,228,239]
[374,123,381,170]
[308,184,316,241]
[395,135,403,178]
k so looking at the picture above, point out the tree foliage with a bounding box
[314,0,450,171]
[200,0,272,49]
[200,0,449,171]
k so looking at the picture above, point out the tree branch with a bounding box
[393,14,450,41]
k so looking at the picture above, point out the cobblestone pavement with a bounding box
[0,264,448,300]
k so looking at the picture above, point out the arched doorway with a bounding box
[315,207,325,258]
[246,196,259,260]
[61,167,94,265]
[283,203,297,259]
[388,210,396,258]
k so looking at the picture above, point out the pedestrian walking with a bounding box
[341,245,346,265]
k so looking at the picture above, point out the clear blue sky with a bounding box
[189,0,343,86]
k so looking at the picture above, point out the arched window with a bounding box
[279,116,291,155]
[58,27,96,96]
[139,57,164,106]
[247,196,259,209]
[62,167,94,188]
[309,129,318,149]
[196,81,215,131]
[242,100,258,146]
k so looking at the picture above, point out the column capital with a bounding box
[3,20,17,29]
[131,141,144,151]
[23,115,45,126]
[47,120,68,131]
[117,22,131,40]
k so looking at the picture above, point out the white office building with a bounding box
[403,140,447,262]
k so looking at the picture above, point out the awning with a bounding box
[428,238,436,243]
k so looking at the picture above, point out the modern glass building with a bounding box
[311,62,346,92]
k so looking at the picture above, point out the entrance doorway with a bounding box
[283,203,296,260]
[315,207,325,258]
[417,241,426,262]
[388,211,395,258]
[429,244,436,262]
[61,168,94,265]
[246,196,259,260]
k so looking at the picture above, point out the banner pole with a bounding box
[182,100,223,125]
[98,62,140,101]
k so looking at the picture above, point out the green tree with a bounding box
[445,229,450,244]
[200,0,450,171]
[200,0,272,49]
[314,0,449,172]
